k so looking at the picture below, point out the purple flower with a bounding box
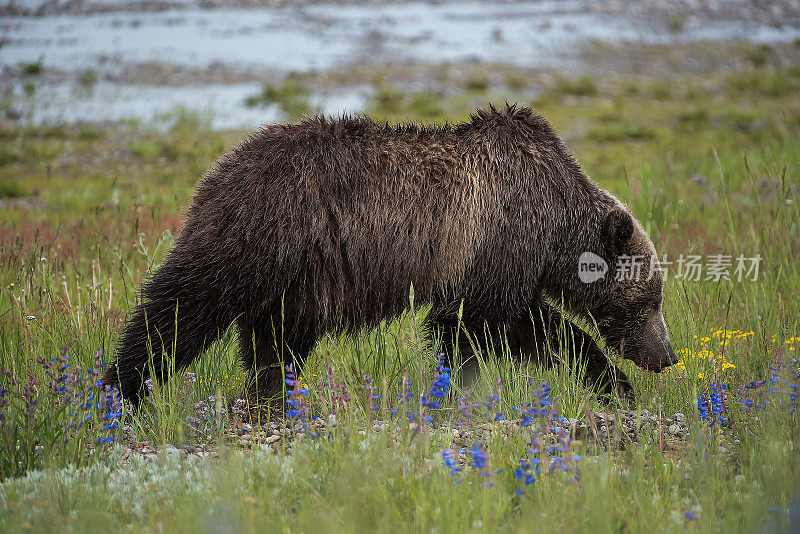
[513,458,536,486]
[470,443,488,469]
[698,381,730,428]
[442,448,462,479]
[363,374,380,412]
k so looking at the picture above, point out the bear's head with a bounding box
[588,207,679,373]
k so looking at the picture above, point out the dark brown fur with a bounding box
[105,105,677,407]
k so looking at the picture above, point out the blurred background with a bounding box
[2,0,800,130]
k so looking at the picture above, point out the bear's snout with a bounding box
[649,336,679,373]
[626,312,680,373]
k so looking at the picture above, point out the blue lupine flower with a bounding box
[513,459,536,486]
[470,443,488,469]
[285,364,314,425]
[698,381,730,428]
[442,448,462,478]
[422,354,451,411]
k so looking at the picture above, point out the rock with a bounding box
[161,445,186,458]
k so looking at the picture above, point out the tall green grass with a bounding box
[1,61,799,531]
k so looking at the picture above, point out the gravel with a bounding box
[115,409,692,462]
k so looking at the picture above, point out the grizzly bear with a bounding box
[105,105,678,407]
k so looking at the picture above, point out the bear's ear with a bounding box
[602,208,634,254]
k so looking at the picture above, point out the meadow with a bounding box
[1,52,800,532]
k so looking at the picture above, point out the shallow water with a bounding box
[7,81,368,130]
[2,1,799,129]
[4,2,798,71]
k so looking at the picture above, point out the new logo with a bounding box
[578,252,608,283]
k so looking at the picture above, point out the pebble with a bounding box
[116,407,692,464]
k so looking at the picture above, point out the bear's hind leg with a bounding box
[105,252,233,407]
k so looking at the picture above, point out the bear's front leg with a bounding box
[579,338,635,404]
[512,302,635,404]
[237,312,318,409]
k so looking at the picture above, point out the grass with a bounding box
[244,74,317,121]
[20,57,44,76]
[1,59,800,531]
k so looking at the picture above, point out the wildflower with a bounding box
[422,354,451,410]
[458,391,472,426]
[187,400,208,435]
[470,443,489,470]
[232,397,248,417]
[285,364,308,418]
[398,375,414,403]
[698,395,711,421]
[362,374,380,412]
[513,458,536,486]
[442,449,462,479]
[396,375,417,422]
[684,510,697,521]
[20,379,39,427]
[482,378,503,422]
[284,364,319,438]
[324,365,342,415]
[698,381,728,428]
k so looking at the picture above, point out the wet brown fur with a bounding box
[105,105,675,406]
